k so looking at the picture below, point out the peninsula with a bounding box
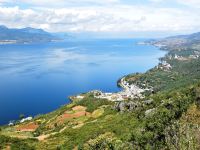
[1,32,200,150]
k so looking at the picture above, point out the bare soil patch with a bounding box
[16,122,39,132]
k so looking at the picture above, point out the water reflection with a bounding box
[0,39,165,125]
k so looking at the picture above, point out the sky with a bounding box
[0,0,200,37]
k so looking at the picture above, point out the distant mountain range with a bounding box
[149,32,200,50]
[0,25,60,44]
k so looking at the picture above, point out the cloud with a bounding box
[0,5,199,34]
[1,0,120,7]
[177,0,200,8]
[149,0,200,8]
[0,0,200,36]
[148,0,164,2]
[0,0,9,5]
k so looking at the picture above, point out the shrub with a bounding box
[76,97,113,112]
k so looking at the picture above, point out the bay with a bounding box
[0,39,165,125]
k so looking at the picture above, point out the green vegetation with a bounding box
[1,33,200,149]
[75,96,113,112]
[0,135,36,150]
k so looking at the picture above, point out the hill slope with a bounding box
[1,32,200,149]
[149,32,200,51]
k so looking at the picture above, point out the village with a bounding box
[74,77,150,102]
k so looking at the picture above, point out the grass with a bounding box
[1,40,200,149]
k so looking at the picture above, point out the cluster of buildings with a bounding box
[157,60,172,71]
[189,54,200,59]
[8,116,33,126]
[91,78,147,102]
[167,53,200,61]
[157,51,200,72]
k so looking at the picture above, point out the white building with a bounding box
[20,117,33,123]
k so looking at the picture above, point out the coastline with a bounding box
[69,43,164,103]
[8,41,166,139]
[3,39,165,125]
[2,36,200,149]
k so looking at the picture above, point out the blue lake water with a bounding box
[0,39,165,125]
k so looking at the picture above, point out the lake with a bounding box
[0,39,165,125]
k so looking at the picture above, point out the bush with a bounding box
[76,97,113,112]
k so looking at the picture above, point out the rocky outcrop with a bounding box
[143,99,153,105]
[114,101,140,112]
[145,108,156,117]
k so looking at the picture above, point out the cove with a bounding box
[0,39,165,125]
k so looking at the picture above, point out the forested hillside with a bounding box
[1,32,200,150]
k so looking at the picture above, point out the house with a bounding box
[20,117,33,123]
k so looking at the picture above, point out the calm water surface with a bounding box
[0,39,165,125]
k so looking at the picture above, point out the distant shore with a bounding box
[68,41,164,103]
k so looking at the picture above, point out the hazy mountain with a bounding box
[0,25,59,44]
[150,32,200,50]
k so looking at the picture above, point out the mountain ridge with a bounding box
[149,31,200,50]
[0,25,59,44]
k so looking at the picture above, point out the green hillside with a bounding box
[1,33,200,150]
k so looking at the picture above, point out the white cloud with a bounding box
[1,0,120,7]
[148,0,164,2]
[149,0,200,8]
[0,1,200,35]
[0,0,9,5]
[177,0,200,8]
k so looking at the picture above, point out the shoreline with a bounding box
[5,40,165,126]
[69,43,164,103]
[1,31,200,149]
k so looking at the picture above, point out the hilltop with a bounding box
[0,32,200,149]
[149,32,200,51]
[0,25,59,44]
